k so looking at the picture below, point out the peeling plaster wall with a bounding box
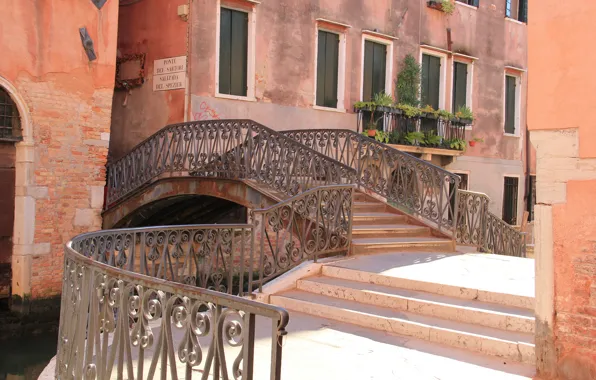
[0,0,118,299]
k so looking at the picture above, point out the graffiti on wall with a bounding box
[192,101,221,121]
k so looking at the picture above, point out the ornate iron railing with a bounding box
[57,231,289,380]
[282,129,460,232]
[356,108,468,147]
[456,190,526,257]
[252,185,353,290]
[106,120,356,208]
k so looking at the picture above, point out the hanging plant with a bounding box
[396,55,421,107]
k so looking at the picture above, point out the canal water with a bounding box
[0,332,57,380]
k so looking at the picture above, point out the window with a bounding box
[518,0,528,22]
[505,0,527,22]
[504,75,518,134]
[456,0,479,6]
[421,53,441,109]
[452,62,469,113]
[219,8,248,97]
[362,40,387,101]
[527,175,536,222]
[316,31,340,108]
[0,88,20,139]
[503,176,519,225]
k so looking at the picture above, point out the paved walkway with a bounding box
[41,310,535,379]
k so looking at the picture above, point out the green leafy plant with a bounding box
[388,130,401,144]
[373,92,394,107]
[375,130,390,143]
[455,105,474,120]
[354,101,375,110]
[366,120,378,131]
[437,109,454,120]
[447,138,466,150]
[472,136,484,143]
[424,131,442,146]
[396,103,422,118]
[441,0,455,14]
[396,55,421,107]
[404,131,425,145]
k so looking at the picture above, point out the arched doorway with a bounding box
[0,87,20,298]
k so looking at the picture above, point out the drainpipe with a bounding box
[184,0,192,122]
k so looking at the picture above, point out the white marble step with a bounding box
[351,236,455,253]
[297,275,534,334]
[321,264,534,310]
[271,290,535,364]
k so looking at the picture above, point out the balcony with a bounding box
[355,105,471,166]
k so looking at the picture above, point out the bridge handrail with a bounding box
[56,229,289,379]
[282,129,461,233]
[106,120,357,208]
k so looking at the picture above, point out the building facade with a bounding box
[529,1,596,378]
[0,0,118,305]
[111,0,531,227]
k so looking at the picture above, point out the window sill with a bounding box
[313,105,346,113]
[505,17,526,25]
[455,2,478,10]
[503,132,520,138]
[215,93,256,102]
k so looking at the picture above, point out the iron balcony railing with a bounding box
[57,227,290,380]
[106,120,357,208]
[456,190,526,257]
[282,129,461,233]
[356,108,468,148]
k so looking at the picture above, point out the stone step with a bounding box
[351,224,431,238]
[353,202,387,212]
[354,193,375,202]
[271,290,535,364]
[351,236,455,254]
[297,275,534,334]
[321,264,534,310]
[352,212,407,225]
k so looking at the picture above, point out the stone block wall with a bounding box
[0,0,119,304]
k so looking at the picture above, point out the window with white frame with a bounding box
[420,51,446,110]
[217,3,255,99]
[504,74,521,134]
[452,60,473,114]
[361,34,393,101]
[316,30,339,108]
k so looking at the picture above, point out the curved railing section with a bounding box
[252,185,353,290]
[106,120,356,208]
[457,190,526,257]
[282,129,461,232]
[57,230,289,380]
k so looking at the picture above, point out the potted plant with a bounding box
[404,131,425,146]
[367,121,378,138]
[469,136,484,147]
[420,105,438,119]
[447,138,466,151]
[373,92,394,113]
[455,105,474,125]
[427,0,455,14]
[423,131,442,147]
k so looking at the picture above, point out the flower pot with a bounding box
[368,129,377,137]
[469,140,476,147]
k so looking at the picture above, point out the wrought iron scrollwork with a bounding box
[57,232,289,380]
[283,129,460,232]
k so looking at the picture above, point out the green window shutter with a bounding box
[363,41,387,101]
[452,62,468,113]
[421,54,440,109]
[518,0,528,22]
[505,76,516,134]
[316,31,339,108]
[219,8,248,96]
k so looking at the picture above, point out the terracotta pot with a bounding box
[368,129,377,137]
[469,140,476,147]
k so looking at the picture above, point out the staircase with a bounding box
[351,192,455,255]
[267,190,535,365]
